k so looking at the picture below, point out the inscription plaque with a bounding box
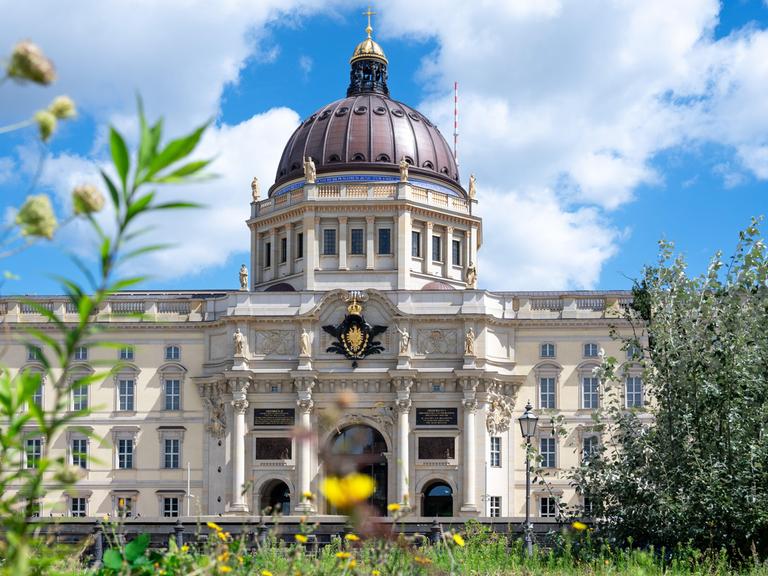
[415,407,458,427]
[253,408,295,427]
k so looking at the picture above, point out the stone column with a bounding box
[303,211,316,289]
[338,216,348,270]
[461,398,478,512]
[294,374,316,513]
[424,221,433,275]
[285,222,293,276]
[366,216,375,270]
[444,226,453,278]
[397,209,411,289]
[251,228,259,288]
[228,378,250,513]
[269,228,277,278]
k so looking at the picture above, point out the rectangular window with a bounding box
[539,377,556,409]
[164,438,180,469]
[72,438,88,469]
[72,384,88,411]
[452,239,461,266]
[626,342,642,359]
[488,496,501,518]
[117,439,133,469]
[418,437,455,459]
[163,497,179,518]
[583,496,594,516]
[27,346,42,361]
[165,379,181,411]
[540,343,556,358]
[165,345,180,360]
[25,438,42,469]
[490,436,501,468]
[539,437,556,468]
[31,384,43,408]
[296,232,304,259]
[265,242,272,268]
[118,379,135,411]
[119,347,134,361]
[431,235,442,262]
[378,228,391,255]
[74,346,88,361]
[626,376,643,408]
[116,497,133,517]
[582,377,599,409]
[27,500,41,518]
[584,343,599,358]
[350,228,364,254]
[411,231,421,257]
[323,229,337,255]
[280,237,287,263]
[582,436,599,463]
[70,497,87,517]
[540,496,557,518]
[255,437,292,460]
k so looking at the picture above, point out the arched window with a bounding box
[165,345,181,361]
[422,481,453,517]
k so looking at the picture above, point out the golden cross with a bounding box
[363,6,375,37]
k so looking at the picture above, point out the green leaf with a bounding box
[103,549,123,570]
[109,127,130,193]
[125,532,150,562]
[151,201,202,211]
[126,191,155,222]
[100,169,121,211]
[145,121,210,180]
[152,158,213,183]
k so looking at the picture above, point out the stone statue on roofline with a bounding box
[396,324,410,354]
[251,176,260,201]
[468,173,477,199]
[399,156,409,182]
[465,327,475,356]
[466,261,477,288]
[304,156,316,183]
[239,264,248,291]
[233,328,246,356]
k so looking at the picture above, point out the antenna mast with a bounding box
[453,81,459,166]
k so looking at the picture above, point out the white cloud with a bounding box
[0,157,15,185]
[299,55,314,77]
[39,108,300,281]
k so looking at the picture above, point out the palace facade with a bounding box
[1,24,638,521]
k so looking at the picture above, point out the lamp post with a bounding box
[518,400,538,556]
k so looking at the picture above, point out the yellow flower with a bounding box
[302,491,314,500]
[207,521,223,532]
[344,533,360,542]
[372,571,381,576]
[321,473,375,510]
[261,571,273,576]
[335,551,351,559]
[349,559,357,568]
[217,552,230,563]
[572,521,588,531]
[452,533,465,547]
[387,503,401,512]
[295,534,308,544]
[180,545,189,553]
[219,568,232,574]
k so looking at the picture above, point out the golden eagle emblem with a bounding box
[345,325,365,352]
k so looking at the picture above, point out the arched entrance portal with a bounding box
[329,425,388,515]
[260,479,291,515]
[422,481,453,517]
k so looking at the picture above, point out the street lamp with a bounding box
[518,400,538,556]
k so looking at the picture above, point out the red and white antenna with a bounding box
[453,80,459,166]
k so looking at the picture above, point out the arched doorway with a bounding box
[329,425,388,515]
[422,481,453,517]
[260,479,291,515]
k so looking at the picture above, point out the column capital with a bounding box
[229,378,251,398]
[338,215,348,225]
[365,215,376,225]
[462,398,479,413]
[446,225,454,235]
[297,397,314,415]
[426,221,434,230]
[231,398,249,415]
[395,398,412,414]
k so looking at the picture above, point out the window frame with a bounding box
[540,343,556,358]
[411,230,422,258]
[117,438,134,469]
[625,375,644,408]
[164,378,181,411]
[581,376,600,410]
[280,236,287,263]
[583,342,600,358]
[163,496,180,518]
[27,345,42,362]
[451,238,461,266]
[72,437,88,470]
[490,436,502,468]
[322,228,337,256]
[264,241,272,268]
[70,496,87,517]
[25,437,42,469]
[582,434,600,463]
[164,345,181,361]
[74,346,88,361]
[118,346,134,361]
[431,235,442,262]
[296,231,304,259]
[349,228,365,255]
[117,378,135,412]
[488,495,501,517]
[539,436,556,469]
[377,227,391,255]
[539,496,557,518]
[163,437,181,469]
[539,376,556,410]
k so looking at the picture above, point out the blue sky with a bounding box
[1,0,767,294]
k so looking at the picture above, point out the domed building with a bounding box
[1,20,636,531]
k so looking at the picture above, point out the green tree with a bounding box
[571,218,768,559]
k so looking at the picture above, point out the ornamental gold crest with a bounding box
[323,291,387,366]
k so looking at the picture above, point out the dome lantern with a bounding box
[347,8,389,96]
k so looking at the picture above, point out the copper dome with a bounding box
[270,94,460,194]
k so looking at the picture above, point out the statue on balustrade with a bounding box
[464,327,475,356]
[399,156,409,182]
[239,264,248,291]
[465,262,477,288]
[468,173,477,200]
[304,156,316,183]
[233,328,246,356]
[251,176,260,201]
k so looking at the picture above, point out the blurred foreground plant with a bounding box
[0,96,212,575]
